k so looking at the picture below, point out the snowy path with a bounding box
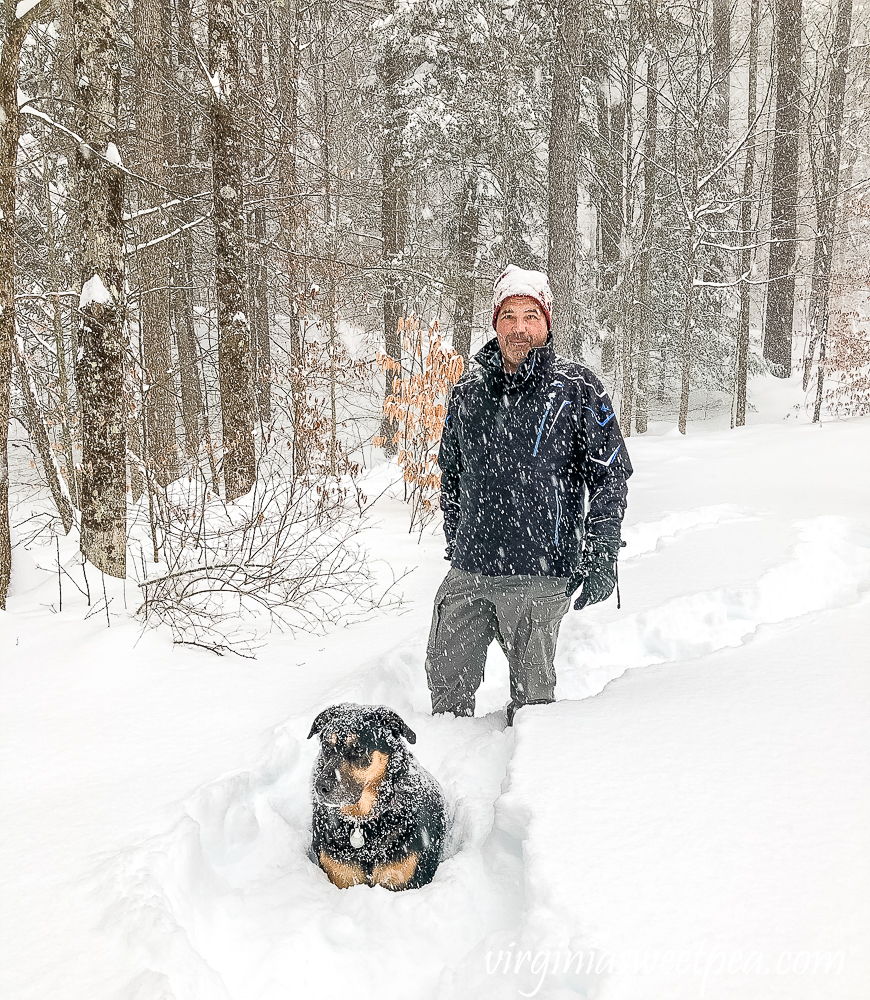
[3,418,870,1000]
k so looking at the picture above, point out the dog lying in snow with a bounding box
[308,704,446,890]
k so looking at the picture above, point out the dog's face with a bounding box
[308,704,416,814]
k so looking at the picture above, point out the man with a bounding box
[425,264,632,724]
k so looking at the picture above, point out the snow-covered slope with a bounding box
[2,402,869,1000]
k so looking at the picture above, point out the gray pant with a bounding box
[425,567,571,717]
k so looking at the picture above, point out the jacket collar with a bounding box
[474,336,555,391]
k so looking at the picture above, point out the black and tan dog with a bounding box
[308,703,446,890]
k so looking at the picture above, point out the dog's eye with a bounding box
[345,747,370,766]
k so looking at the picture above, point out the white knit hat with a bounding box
[491,264,553,330]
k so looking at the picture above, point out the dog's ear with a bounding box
[308,706,338,739]
[373,707,416,744]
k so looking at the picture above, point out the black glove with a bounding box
[567,534,624,610]
[445,539,455,562]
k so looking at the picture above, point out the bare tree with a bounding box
[804,0,853,422]
[74,0,128,577]
[763,0,803,376]
[247,11,271,426]
[634,0,659,435]
[548,0,585,355]
[378,32,409,456]
[277,0,304,474]
[134,0,178,486]
[452,171,481,361]
[170,0,211,470]
[735,0,760,427]
[712,0,731,130]
[209,0,255,500]
[0,0,54,606]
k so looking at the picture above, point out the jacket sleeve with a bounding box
[437,390,462,547]
[577,372,632,542]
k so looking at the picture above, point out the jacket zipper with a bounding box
[544,400,570,443]
[532,402,551,456]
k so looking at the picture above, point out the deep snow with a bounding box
[2,379,869,1000]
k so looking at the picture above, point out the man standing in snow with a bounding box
[425,265,632,724]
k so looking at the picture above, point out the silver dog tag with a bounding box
[349,826,365,849]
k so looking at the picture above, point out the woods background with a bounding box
[1,0,868,625]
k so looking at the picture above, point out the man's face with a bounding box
[495,295,549,373]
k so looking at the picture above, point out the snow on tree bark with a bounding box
[763,0,802,377]
[209,0,255,501]
[74,0,128,578]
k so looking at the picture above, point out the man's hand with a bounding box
[568,534,623,610]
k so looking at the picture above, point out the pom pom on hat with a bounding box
[492,264,553,330]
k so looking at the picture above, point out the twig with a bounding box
[56,535,62,613]
[101,573,111,628]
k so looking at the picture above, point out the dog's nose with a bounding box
[316,775,332,797]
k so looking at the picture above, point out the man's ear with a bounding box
[372,707,416,744]
[308,705,339,739]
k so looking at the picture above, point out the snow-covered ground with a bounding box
[2,377,869,1000]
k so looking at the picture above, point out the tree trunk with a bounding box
[548,0,584,355]
[735,0,759,427]
[679,39,703,436]
[453,171,481,361]
[209,0,255,501]
[74,0,128,577]
[635,11,658,435]
[379,42,409,455]
[806,0,852,424]
[1,5,52,607]
[135,0,177,486]
[278,0,304,474]
[248,15,271,426]
[172,0,209,464]
[318,2,338,475]
[763,0,802,377]
[598,87,624,294]
[618,20,637,435]
[712,0,731,134]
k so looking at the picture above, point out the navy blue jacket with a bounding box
[438,337,632,577]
